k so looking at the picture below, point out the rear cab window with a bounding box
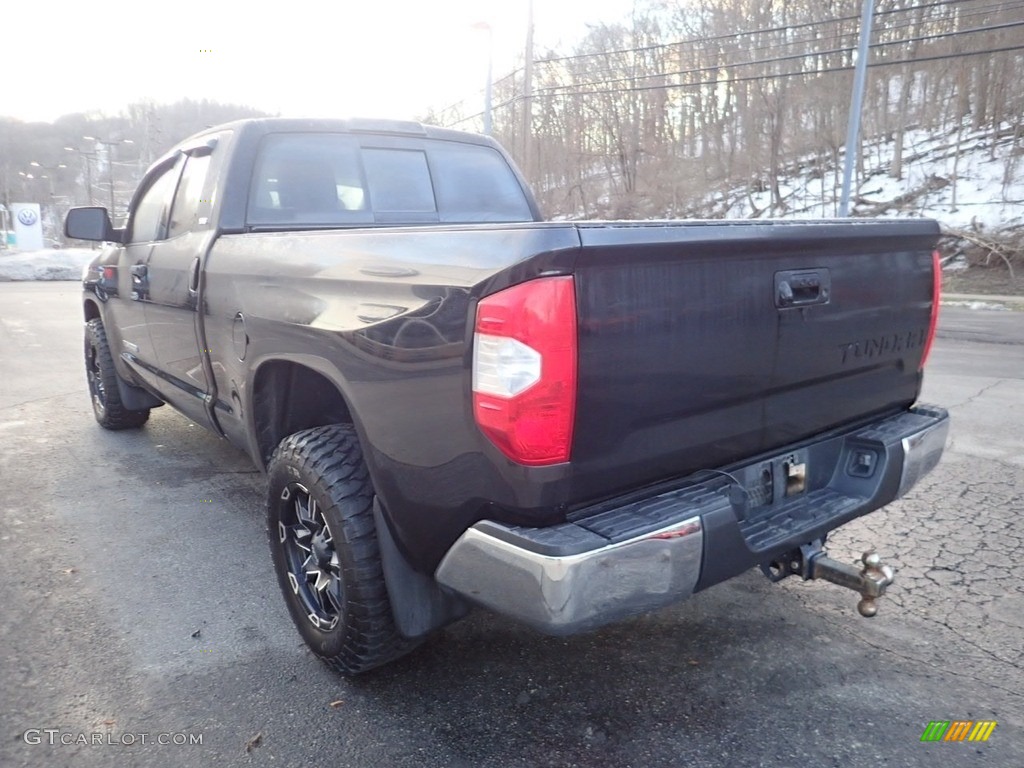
[246,133,533,228]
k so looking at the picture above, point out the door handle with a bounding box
[129,263,148,301]
[779,277,821,304]
[188,257,201,294]
[775,269,830,308]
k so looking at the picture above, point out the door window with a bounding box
[129,160,182,243]
[168,154,213,238]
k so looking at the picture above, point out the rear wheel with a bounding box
[84,318,150,429]
[267,424,418,675]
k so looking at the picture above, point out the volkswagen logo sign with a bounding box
[17,208,38,226]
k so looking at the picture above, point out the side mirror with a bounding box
[65,207,123,243]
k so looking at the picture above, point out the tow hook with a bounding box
[761,540,895,617]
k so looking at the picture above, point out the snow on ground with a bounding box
[716,121,1024,234]
[941,300,1013,311]
[0,248,96,281]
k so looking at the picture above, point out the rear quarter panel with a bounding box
[201,224,580,569]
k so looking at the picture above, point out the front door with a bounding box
[143,149,217,429]
[112,157,184,394]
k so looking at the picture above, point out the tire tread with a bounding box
[268,424,418,675]
[85,319,150,430]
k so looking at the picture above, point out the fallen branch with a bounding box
[941,226,1019,280]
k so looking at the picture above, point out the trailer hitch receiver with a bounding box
[761,540,895,617]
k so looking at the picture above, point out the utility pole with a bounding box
[839,0,875,217]
[521,0,534,179]
[84,136,134,217]
[65,147,96,205]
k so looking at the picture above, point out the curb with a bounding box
[941,293,1024,311]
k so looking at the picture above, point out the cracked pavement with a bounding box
[0,286,1021,767]
[804,308,1024,707]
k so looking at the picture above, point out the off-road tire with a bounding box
[84,318,150,429]
[267,424,419,675]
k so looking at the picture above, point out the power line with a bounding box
[433,69,522,119]
[701,0,1018,55]
[445,41,1024,125]
[876,17,1024,53]
[532,0,1004,66]
[532,2,1024,86]
[536,42,1024,101]
[439,1,1024,127]
[535,20,1024,94]
[602,0,1019,75]
[437,0,1023,122]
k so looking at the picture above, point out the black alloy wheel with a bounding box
[277,483,343,631]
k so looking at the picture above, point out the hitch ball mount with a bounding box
[761,540,895,617]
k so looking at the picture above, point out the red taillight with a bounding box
[472,276,577,465]
[920,249,941,370]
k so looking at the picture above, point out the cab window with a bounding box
[245,133,533,227]
[248,134,372,226]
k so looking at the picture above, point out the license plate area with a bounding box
[736,448,810,514]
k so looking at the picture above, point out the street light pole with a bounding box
[65,146,97,205]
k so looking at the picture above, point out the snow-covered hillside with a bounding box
[704,122,1023,235]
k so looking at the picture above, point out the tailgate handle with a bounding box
[775,269,830,308]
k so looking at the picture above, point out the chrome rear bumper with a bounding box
[435,517,704,635]
[435,405,948,635]
[897,411,950,497]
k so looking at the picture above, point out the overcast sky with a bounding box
[5,0,645,123]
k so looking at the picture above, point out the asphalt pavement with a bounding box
[1,283,1021,767]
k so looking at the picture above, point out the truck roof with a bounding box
[140,116,540,232]
[178,116,492,149]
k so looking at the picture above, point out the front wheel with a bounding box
[84,318,150,430]
[267,425,418,675]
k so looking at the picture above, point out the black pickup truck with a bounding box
[67,117,949,675]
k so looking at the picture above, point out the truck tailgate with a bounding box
[571,219,939,485]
